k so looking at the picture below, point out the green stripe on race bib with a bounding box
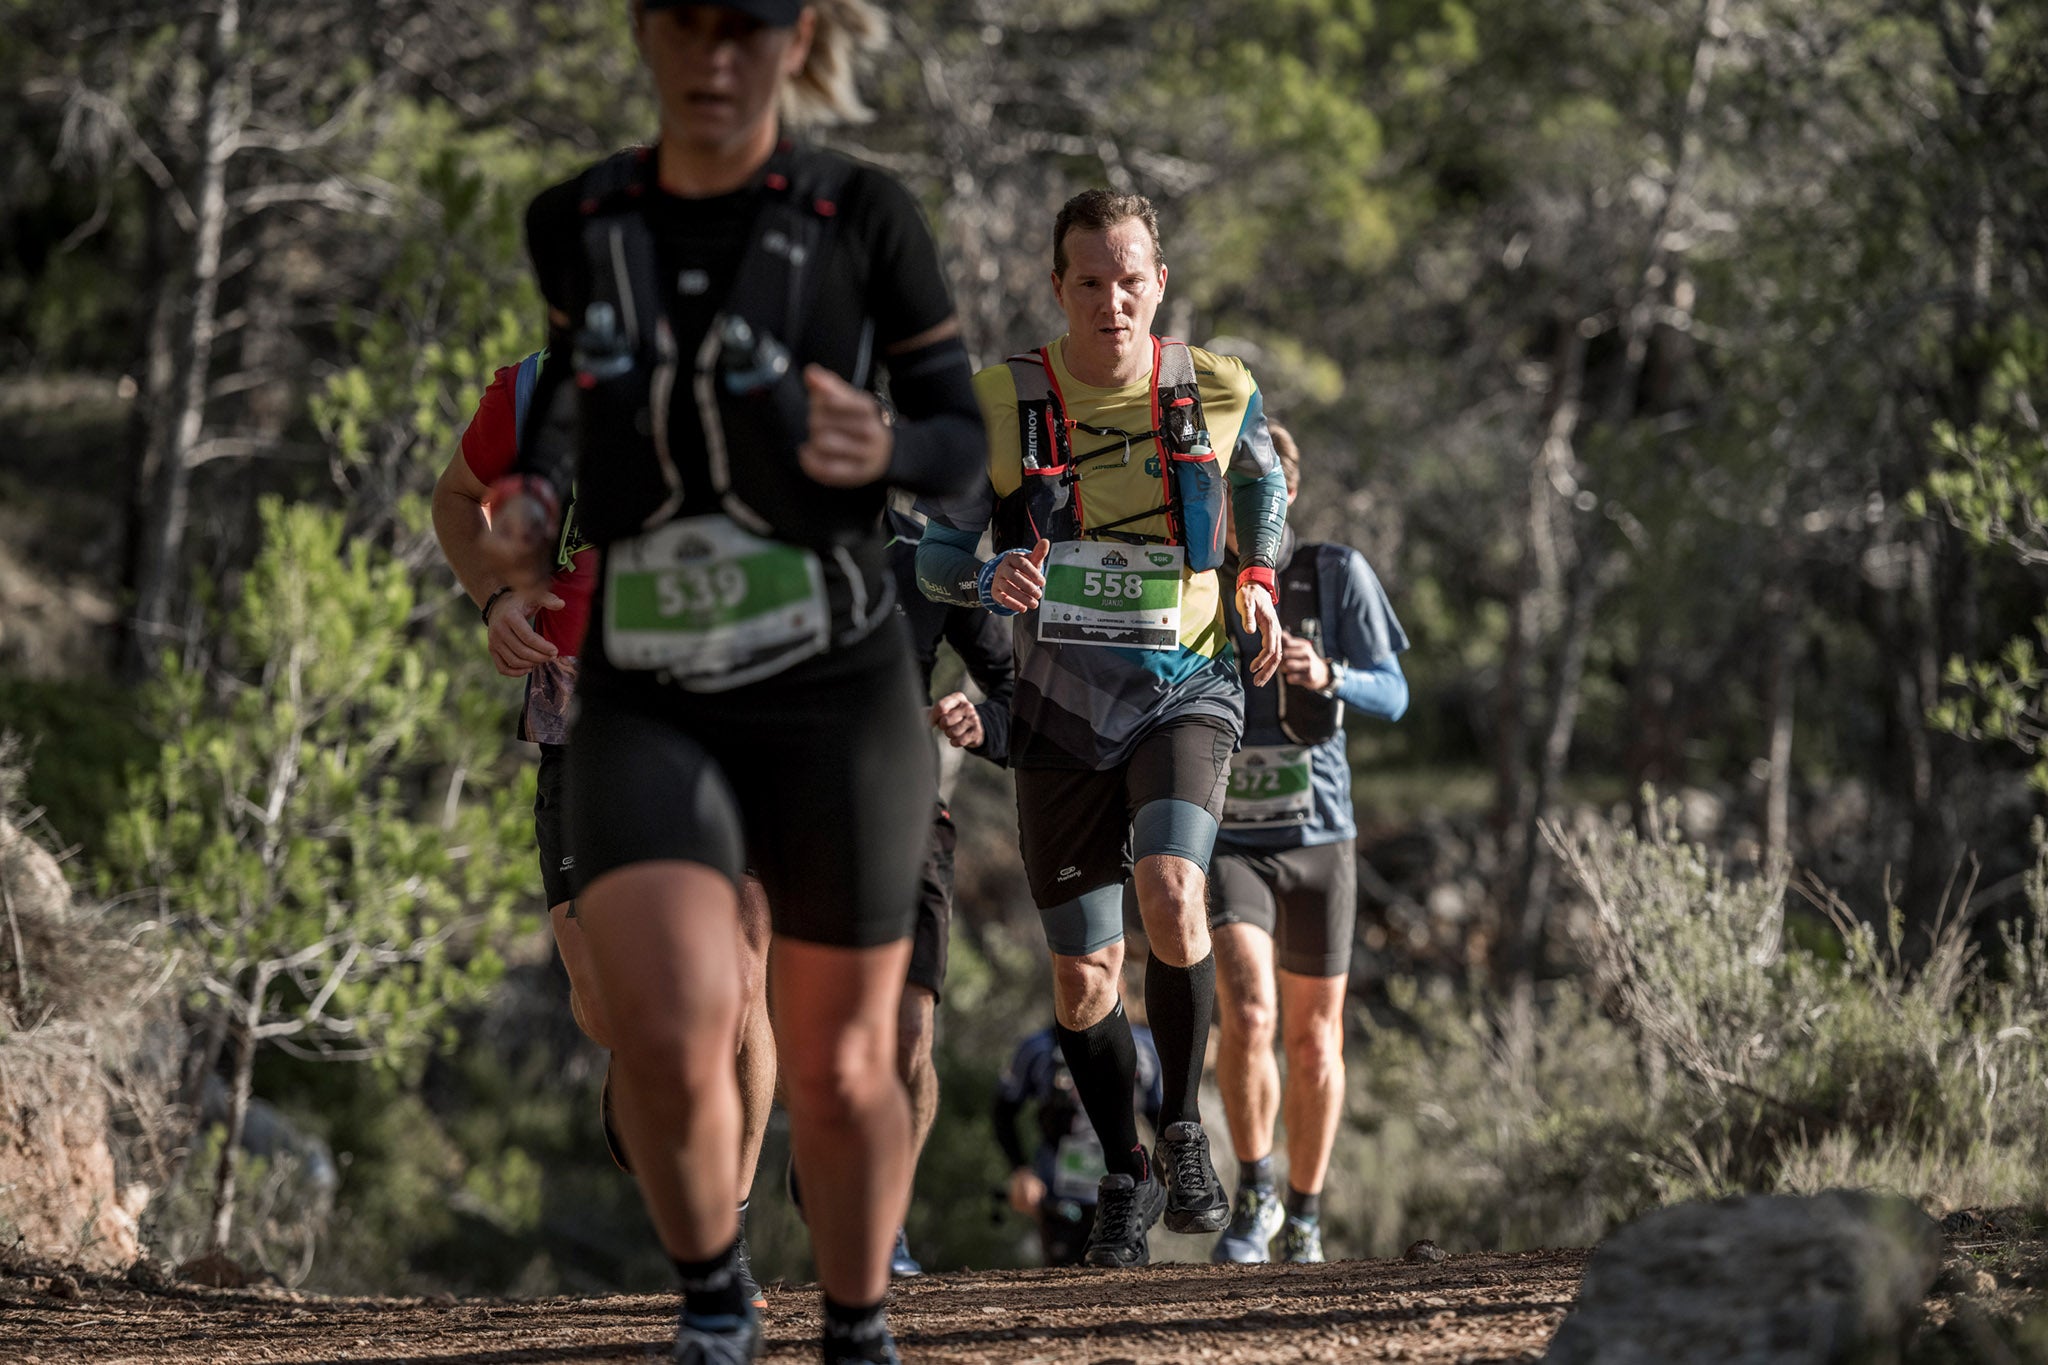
[1038,542,1183,651]
[610,549,818,631]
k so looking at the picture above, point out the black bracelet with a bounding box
[480,585,515,625]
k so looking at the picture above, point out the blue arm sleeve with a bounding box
[916,522,986,609]
[1335,655,1409,721]
[1224,388,1287,570]
[1328,548,1411,721]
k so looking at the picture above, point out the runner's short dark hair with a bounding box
[1053,189,1164,276]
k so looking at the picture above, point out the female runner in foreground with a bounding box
[483,3,982,1360]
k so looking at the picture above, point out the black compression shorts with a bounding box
[564,619,934,949]
[1013,715,1235,910]
[906,802,955,1000]
[535,743,576,909]
[1207,839,1358,977]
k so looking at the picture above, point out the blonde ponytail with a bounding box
[783,0,887,127]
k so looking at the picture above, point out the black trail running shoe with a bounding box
[822,1315,903,1365]
[1082,1170,1167,1268]
[1156,1121,1229,1234]
[673,1306,761,1364]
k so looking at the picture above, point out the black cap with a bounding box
[643,0,805,24]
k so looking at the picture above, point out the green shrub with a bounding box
[1327,801,2048,1255]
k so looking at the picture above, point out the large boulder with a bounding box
[1545,1190,1944,1365]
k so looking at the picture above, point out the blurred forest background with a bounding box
[3,0,2048,1298]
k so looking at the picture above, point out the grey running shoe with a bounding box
[888,1226,923,1277]
[1279,1216,1325,1264]
[734,1210,765,1309]
[1082,1170,1167,1267]
[673,1307,761,1364]
[1155,1122,1229,1234]
[1210,1185,1284,1264]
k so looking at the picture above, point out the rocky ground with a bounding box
[0,1248,1586,1364]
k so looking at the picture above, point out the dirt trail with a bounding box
[2,1249,1584,1364]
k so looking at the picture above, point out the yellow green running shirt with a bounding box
[917,338,1287,769]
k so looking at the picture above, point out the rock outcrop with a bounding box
[0,809,164,1270]
[1544,1190,1944,1364]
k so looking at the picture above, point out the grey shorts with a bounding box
[1208,839,1357,977]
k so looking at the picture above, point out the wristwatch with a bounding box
[1316,662,1344,699]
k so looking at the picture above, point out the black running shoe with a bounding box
[673,1306,761,1364]
[822,1316,902,1365]
[1081,1169,1167,1268]
[600,1061,632,1174]
[1155,1121,1228,1234]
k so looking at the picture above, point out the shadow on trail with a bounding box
[893,1294,1579,1353]
[297,1347,653,1365]
[893,1250,1586,1308]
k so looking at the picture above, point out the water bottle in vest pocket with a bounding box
[571,302,671,543]
[995,400,1080,551]
[1170,429,1227,571]
[710,314,860,544]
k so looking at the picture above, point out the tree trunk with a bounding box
[207,1000,258,1255]
[1506,548,1603,987]
[1891,0,1996,932]
[1491,312,1586,981]
[1760,583,1795,865]
[127,0,239,679]
[119,194,185,680]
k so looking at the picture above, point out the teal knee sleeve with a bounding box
[1038,883,1127,957]
[1133,798,1219,872]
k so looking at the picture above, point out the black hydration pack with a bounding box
[557,141,865,548]
[992,338,1229,570]
[1274,544,1344,745]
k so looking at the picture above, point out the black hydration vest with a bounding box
[550,142,876,551]
[1228,540,1343,749]
[1267,543,1343,745]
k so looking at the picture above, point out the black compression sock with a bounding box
[1240,1155,1274,1192]
[1146,951,1216,1127]
[1285,1186,1321,1222]
[672,1238,747,1321]
[1055,1002,1147,1179]
[822,1294,891,1361]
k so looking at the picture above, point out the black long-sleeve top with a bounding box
[514,145,983,643]
[888,510,1013,766]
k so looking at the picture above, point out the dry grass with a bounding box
[0,736,185,1251]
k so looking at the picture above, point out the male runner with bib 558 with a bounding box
[916,189,1288,1268]
[1208,423,1409,1265]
